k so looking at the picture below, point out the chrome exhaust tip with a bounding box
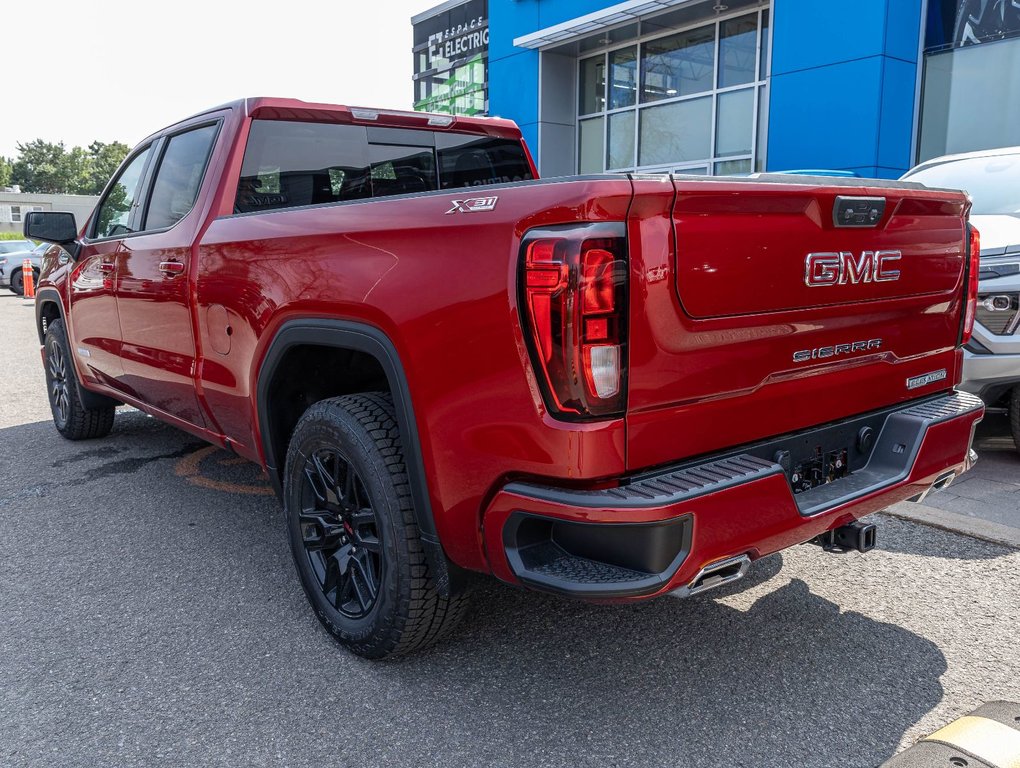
[671,553,751,598]
[964,448,978,472]
[911,469,958,503]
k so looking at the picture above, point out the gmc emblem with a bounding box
[805,250,902,287]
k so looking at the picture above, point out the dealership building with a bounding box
[413,0,1020,179]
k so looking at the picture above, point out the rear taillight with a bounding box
[961,224,981,345]
[520,223,627,419]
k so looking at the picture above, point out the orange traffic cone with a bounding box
[22,258,35,298]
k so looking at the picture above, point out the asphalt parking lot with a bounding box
[1,293,1018,767]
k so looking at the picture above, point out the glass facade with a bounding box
[919,37,1020,161]
[413,0,489,115]
[919,0,1020,162]
[576,6,770,176]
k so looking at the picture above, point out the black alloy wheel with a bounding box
[298,447,383,619]
[42,318,116,439]
[47,333,71,428]
[283,393,470,659]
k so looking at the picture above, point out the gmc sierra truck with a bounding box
[28,98,984,659]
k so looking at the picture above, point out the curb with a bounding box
[881,502,1020,550]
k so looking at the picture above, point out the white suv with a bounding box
[903,147,1020,451]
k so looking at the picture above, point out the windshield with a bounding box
[905,153,1020,215]
[0,240,32,254]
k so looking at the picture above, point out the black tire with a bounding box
[1010,385,1020,454]
[10,268,39,296]
[283,393,469,659]
[43,319,116,440]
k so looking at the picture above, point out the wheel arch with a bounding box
[35,287,66,345]
[256,319,454,592]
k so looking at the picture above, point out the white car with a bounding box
[903,146,1020,450]
[0,240,46,295]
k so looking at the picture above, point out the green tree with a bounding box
[82,141,130,195]
[64,146,91,194]
[0,156,11,188]
[9,139,130,194]
[11,139,69,193]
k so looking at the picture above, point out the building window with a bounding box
[10,205,21,223]
[577,7,770,176]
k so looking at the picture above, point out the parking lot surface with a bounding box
[2,293,1018,767]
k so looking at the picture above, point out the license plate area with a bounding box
[788,447,850,494]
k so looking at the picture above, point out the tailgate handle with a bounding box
[159,260,185,277]
[833,196,886,227]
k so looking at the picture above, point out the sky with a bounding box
[2,0,442,158]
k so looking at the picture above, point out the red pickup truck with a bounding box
[28,98,983,659]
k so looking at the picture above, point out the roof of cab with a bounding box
[143,97,523,145]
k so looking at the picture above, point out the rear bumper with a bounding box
[482,391,984,599]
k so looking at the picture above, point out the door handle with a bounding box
[159,261,186,277]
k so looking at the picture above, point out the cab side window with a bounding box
[144,124,219,230]
[92,146,152,239]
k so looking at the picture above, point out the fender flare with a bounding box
[34,287,65,345]
[256,319,454,591]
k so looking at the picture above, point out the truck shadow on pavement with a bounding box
[397,578,946,767]
[1,412,951,768]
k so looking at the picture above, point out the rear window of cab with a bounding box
[234,120,533,214]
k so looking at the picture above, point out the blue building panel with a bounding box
[768,0,921,178]
[770,0,892,76]
[489,50,540,124]
[488,0,540,62]
[768,56,885,174]
[877,56,919,174]
[535,0,611,30]
[884,0,924,64]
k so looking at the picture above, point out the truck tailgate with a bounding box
[625,175,971,472]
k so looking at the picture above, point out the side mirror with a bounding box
[24,211,78,245]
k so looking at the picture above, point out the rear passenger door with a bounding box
[114,121,220,427]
